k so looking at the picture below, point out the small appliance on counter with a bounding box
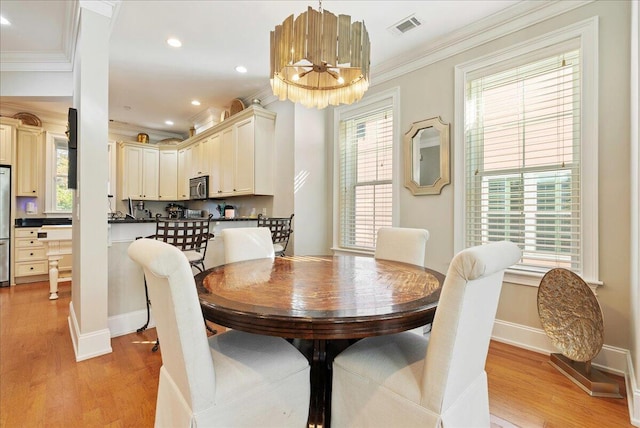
[165,203,185,219]
[224,205,236,219]
[184,209,204,219]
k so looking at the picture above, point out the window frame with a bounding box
[44,131,73,215]
[453,17,600,287]
[332,87,401,254]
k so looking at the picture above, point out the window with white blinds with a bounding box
[465,48,582,275]
[338,104,393,251]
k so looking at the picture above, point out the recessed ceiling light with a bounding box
[165,120,174,126]
[235,65,247,73]
[0,16,11,26]
[167,38,182,48]
[191,100,201,106]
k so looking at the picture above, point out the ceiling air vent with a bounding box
[388,14,422,35]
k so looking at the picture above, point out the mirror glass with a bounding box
[404,117,450,195]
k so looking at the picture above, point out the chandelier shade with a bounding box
[270,5,370,109]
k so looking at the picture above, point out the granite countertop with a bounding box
[107,217,258,224]
[15,218,72,228]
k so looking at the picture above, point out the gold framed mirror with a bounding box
[404,116,450,195]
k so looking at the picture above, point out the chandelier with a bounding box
[270,2,370,109]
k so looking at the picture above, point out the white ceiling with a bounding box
[0,0,521,138]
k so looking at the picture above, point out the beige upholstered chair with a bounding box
[332,241,522,428]
[128,238,310,427]
[374,227,430,267]
[222,227,275,264]
[375,227,430,335]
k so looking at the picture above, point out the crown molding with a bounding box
[0,101,68,125]
[371,0,593,86]
[108,120,186,142]
[0,1,80,73]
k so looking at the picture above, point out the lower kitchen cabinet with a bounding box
[14,228,47,278]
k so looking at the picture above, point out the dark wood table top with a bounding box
[196,255,444,339]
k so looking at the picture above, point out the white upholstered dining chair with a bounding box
[332,241,522,428]
[374,227,430,267]
[375,227,430,336]
[222,227,275,264]
[128,238,310,427]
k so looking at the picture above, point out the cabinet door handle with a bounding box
[30,252,33,256]
[30,267,34,270]
[30,241,34,244]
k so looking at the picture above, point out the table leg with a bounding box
[308,339,327,428]
[48,257,60,300]
[298,339,352,428]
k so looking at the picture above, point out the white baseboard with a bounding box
[627,352,640,427]
[108,308,155,338]
[68,301,112,362]
[493,318,640,425]
[492,319,629,376]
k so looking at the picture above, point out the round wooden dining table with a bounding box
[195,255,444,428]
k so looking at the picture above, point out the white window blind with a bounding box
[465,48,582,275]
[338,105,393,251]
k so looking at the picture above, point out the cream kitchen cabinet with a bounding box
[0,119,17,165]
[16,126,43,196]
[158,148,178,200]
[216,108,275,197]
[108,141,117,197]
[177,148,189,200]
[205,133,221,197]
[219,127,235,196]
[14,228,47,278]
[190,140,207,178]
[117,142,159,200]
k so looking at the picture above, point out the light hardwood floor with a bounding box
[1,281,632,427]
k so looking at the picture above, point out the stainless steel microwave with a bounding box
[189,176,209,200]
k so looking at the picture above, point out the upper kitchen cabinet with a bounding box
[177,148,189,201]
[117,142,159,200]
[158,148,178,200]
[216,106,276,198]
[205,133,221,197]
[0,118,19,166]
[16,126,43,196]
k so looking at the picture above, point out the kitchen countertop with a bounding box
[107,217,258,224]
[15,218,73,228]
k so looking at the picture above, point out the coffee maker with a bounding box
[166,203,185,219]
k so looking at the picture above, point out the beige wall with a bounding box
[362,1,632,349]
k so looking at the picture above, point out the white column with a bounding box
[631,1,640,425]
[68,2,113,361]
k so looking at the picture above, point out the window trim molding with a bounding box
[332,87,401,252]
[44,130,72,215]
[453,17,600,286]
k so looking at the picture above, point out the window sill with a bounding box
[504,269,603,295]
[43,211,72,216]
[330,247,374,257]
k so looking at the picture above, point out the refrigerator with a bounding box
[0,166,9,287]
